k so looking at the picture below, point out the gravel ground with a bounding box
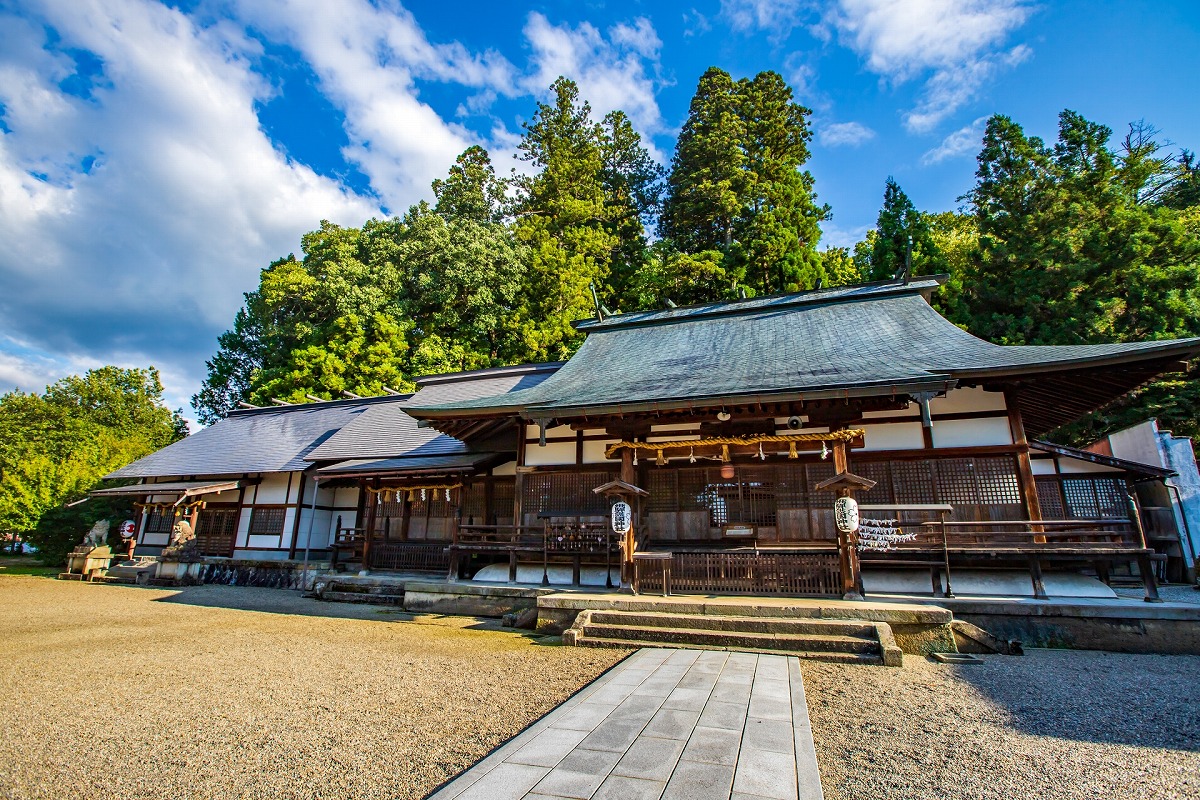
[0,576,626,800]
[1115,584,1200,605]
[803,649,1200,800]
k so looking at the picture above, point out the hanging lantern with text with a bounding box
[834,496,860,534]
[611,501,632,534]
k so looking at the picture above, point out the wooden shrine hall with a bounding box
[401,277,1200,600]
[102,277,1200,601]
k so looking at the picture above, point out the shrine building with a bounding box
[96,277,1200,600]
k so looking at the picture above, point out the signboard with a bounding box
[834,496,859,533]
[119,520,137,538]
[611,501,632,534]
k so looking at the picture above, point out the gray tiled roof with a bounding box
[408,279,1200,418]
[316,454,499,476]
[105,397,392,479]
[305,363,559,462]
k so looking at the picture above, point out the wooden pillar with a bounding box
[361,479,378,570]
[513,428,527,530]
[399,494,412,541]
[831,437,864,600]
[1005,390,1044,541]
[621,448,636,584]
[288,473,306,558]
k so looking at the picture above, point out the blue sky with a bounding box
[1,0,1197,424]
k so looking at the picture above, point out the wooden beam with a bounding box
[1006,389,1044,541]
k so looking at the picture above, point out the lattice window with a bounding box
[773,463,809,510]
[144,508,176,533]
[1060,477,1128,519]
[1092,479,1127,518]
[492,480,515,522]
[523,471,616,516]
[646,470,679,513]
[890,460,938,505]
[972,457,1023,505]
[459,482,486,519]
[1036,478,1067,519]
[248,507,286,535]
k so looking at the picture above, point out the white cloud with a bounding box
[522,13,666,144]
[820,220,872,249]
[825,0,1033,132]
[921,116,989,165]
[819,121,876,147]
[721,0,811,40]
[0,0,378,406]
[231,0,522,212]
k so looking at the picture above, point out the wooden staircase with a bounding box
[563,609,904,666]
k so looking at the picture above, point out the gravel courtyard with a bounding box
[1,574,1197,800]
[0,576,626,800]
[804,650,1200,800]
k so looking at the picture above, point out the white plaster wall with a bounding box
[860,422,924,451]
[1030,458,1057,475]
[930,386,1007,414]
[492,461,517,476]
[525,423,574,440]
[1106,420,1164,468]
[582,440,620,464]
[932,417,1012,448]
[251,473,294,505]
[1057,458,1121,474]
[524,441,577,466]
[1163,434,1200,567]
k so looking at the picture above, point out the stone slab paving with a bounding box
[428,648,823,800]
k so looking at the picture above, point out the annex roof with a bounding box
[90,479,242,498]
[407,278,1200,436]
[1030,440,1175,479]
[305,362,560,462]
[105,396,397,479]
[315,453,501,478]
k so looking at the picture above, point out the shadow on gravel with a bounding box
[150,584,523,633]
[942,649,1200,750]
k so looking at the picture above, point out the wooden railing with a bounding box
[449,523,621,586]
[368,541,450,572]
[634,548,841,597]
[852,510,1158,601]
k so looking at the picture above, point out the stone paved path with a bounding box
[428,648,823,800]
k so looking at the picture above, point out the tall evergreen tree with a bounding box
[863,178,944,282]
[511,77,638,360]
[659,67,827,298]
[960,110,1200,442]
[660,67,745,256]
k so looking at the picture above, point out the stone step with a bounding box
[587,610,879,638]
[581,622,881,654]
[573,636,884,665]
[318,589,404,605]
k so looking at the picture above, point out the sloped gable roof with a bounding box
[406,278,1200,435]
[105,397,392,479]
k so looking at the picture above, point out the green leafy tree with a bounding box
[861,178,945,282]
[397,203,527,375]
[0,368,185,563]
[960,110,1200,442]
[659,67,827,298]
[511,78,620,361]
[433,145,509,223]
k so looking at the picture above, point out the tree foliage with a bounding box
[190,71,1200,448]
[0,367,185,563]
[656,67,827,303]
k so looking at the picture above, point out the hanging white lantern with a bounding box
[834,496,859,534]
[611,501,632,534]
